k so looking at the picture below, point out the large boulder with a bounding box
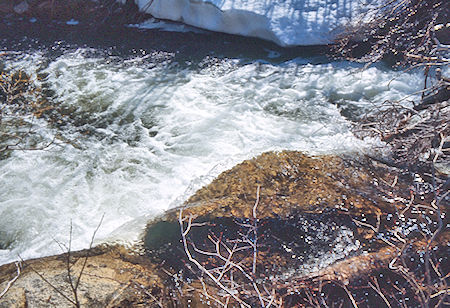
[144,151,400,279]
[141,151,447,306]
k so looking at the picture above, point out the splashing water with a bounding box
[0,33,424,265]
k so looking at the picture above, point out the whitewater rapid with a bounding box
[127,0,380,45]
[0,44,423,265]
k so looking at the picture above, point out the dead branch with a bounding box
[178,186,281,307]
[0,69,59,155]
[0,261,21,299]
[304,246,397,285]
[368,277,393,308]
[333,0,449,67]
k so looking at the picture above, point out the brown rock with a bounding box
[0,245,167,308]
[143,151,402,280]
[145,151,397,239]
[183,151,390,218]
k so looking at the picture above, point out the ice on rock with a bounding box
[131,0,380,46]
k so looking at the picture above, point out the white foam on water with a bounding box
[0,49,423,264]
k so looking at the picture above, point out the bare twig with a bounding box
[178,186,281,307]
[339,282,359,308]
[0,261,21,299]
[368,277,392,308]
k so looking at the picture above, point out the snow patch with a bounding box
[129,0,380,46]
[128,17,205,33]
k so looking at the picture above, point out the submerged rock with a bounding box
[183,151,390,217]
[145,150,393,225]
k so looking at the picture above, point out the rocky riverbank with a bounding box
[1,151,446,306]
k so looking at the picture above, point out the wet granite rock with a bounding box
[143,151,400,278]
[0,246,166,308]
[182,151,391,217]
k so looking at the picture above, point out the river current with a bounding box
[0,21,423,265]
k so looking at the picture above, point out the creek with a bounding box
[0,20,423,265]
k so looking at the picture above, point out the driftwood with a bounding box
[304,246,397,285]
[354,83,449,174]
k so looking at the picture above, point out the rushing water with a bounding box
[0,21,424,265]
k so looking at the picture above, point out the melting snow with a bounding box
[127,0,381,46]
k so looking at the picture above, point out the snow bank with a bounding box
[126,0,379,46]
